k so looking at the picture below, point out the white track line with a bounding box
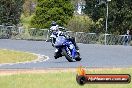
[0,50,50,66]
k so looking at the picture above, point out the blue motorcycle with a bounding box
[54,35,81,62]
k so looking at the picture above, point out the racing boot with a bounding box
[54,49,62,59]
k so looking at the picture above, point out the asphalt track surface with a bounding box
[0,39,132,69]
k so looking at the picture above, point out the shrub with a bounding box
[66,15,94,32]
[30,0,74,29]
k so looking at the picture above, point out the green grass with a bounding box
[0,68,132,88]
[0,49,37,63]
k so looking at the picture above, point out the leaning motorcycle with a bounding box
[54,35,82,62]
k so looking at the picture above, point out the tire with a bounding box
[75,52,82,61]
[75,57,82,61]
[62,48,73,62]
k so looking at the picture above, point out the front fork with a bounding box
[66,44,76,59]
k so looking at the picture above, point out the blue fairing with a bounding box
[70,46,76,58]
[54,36,66,46]
[54,36,77,58]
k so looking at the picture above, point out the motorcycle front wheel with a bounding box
[75,52,82,61]
[62,48,73,62]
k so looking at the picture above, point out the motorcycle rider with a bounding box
[49,21,62,44]
[49,21,79,59]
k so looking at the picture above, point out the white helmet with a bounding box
[51,21,57,26]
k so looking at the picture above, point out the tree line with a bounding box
[0,0,24,25]
[84,0,132,34]
[0,0,131,35]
